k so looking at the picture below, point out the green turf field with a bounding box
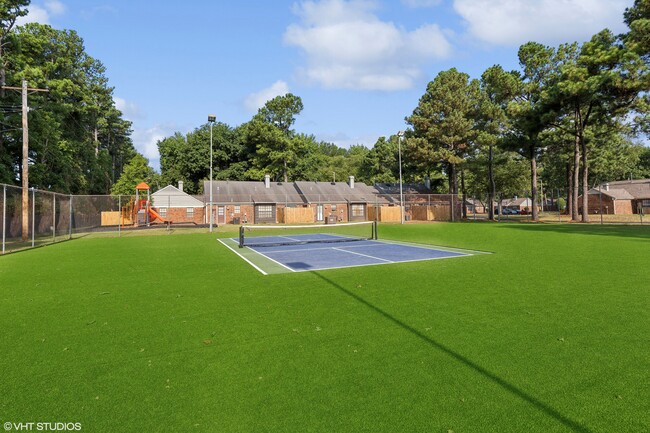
[1,223,648,433]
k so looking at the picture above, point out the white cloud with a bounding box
[16,0,65,25]
[316,132,377,149]
[45,0,66,15]
[244,80,290,112]
[402,0,442,7]
[131,124,177,171]
[453,0,630,46]
[114,97,143,121]
[284,0,452,91]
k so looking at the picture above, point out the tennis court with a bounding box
[219,222,480,274]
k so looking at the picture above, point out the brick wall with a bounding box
[206,204,256,224]
[152,207,205,224]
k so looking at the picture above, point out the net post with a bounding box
[373,220,378,240]
[238,225,245,248]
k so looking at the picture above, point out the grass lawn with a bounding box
[0,223,648,432]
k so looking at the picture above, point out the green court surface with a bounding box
[0,223,648,433]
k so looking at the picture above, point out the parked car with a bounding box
[502,208,520,215]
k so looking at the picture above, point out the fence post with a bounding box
[2,185,5,254]
[31,188,35,247]
[497,193,501,223]
[599,184,603,225]
[52,193,56,244]
[118,195,121,238]
[450,194,455,222]
[69,195,73,239]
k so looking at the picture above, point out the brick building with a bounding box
[580,179,650,215]
[204,176,395,224]
[151,182,205,224]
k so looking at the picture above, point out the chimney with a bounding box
[264,174,271,189]
[349,176,355,189]
[178,181,184,192]
[424,176,430,190]
[604,183,609,191]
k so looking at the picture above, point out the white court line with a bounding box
[248,240,376,254]
[253,250,297,273]
[332,247,393,263]
[218,239,270,275]
[231,238,481,274]
[252,235,304,246]
[288,253,472,272]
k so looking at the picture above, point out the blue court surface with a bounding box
[221,234,478,274]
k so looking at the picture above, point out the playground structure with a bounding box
[133,182,169,226]
[100,182,170,227]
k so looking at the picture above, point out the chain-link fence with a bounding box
[0,184,138,254]
[465,187,648,224]
[3,181,646,254]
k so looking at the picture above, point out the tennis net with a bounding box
[238,221,377,248]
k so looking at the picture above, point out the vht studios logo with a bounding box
[3,422,82,431]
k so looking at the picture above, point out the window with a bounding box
[643,200,650,207]
[234,205,241,214]
[351,204,365,217]
[187,208,194,218]
[159,208,167,217]
[331,204,337,212]
[255,204,275,223]
[256,205,273,219]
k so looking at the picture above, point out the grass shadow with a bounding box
[313,271,594,433]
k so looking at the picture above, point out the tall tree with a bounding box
[358,136,398,184]
[479,65,520,220]
[0,0,28,92]
[111,154,158,196]
[503,42,559,222]
[406,68,482,197]
[2,22,136,193]
[251,93,304,182]
[551,30,647,221]
[0,0,29,183]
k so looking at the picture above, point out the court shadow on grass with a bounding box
[313,272,594,433]
[493,222,650,240]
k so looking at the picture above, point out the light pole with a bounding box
[397,131,405,224]
[208,114,216,232]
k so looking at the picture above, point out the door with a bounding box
[218,206,225,224]
[316,204,323,222]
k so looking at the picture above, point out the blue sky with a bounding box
[20,0,633,171]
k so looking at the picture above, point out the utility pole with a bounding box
[2,78,49,241]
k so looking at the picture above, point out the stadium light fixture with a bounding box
[208,115,216,232]
[397,131,405,225]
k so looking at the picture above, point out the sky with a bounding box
[18,0,634,171]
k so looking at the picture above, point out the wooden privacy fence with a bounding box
[411,204,452,221]
[368,205,402,222]
[279,207,314,224]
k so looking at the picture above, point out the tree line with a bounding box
[1,0,648,222]
[0,0,137,194]
[158,0,649,223]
